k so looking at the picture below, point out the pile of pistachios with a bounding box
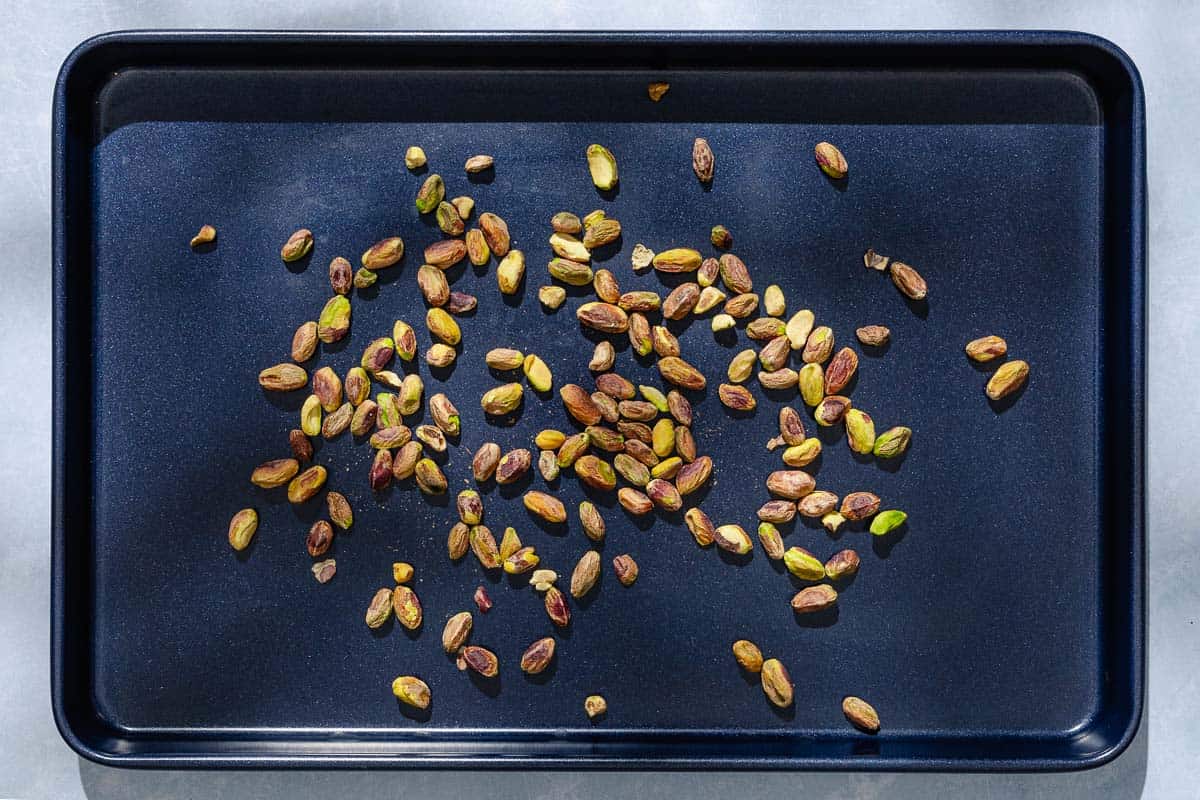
[208,109,1030,735]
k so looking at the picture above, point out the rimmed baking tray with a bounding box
[52,31,1144,769]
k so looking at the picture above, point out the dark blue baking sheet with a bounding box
[51,31,1144,770]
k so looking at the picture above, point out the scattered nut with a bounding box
[814,141,847,179]
[520,637,557,674]
[227,508,258,551]
[825,549,860,580]
[584,695,607,720]
[281,228,313,262]
[857,325,891,346]
[843,696,881,733]
[392,675,431,710]
[571,550,601,598]
[462,645,499,677]
[791,584,838,614]
[761,658,793,707]
[464,154,494,173]
[870,509,907,536]
[404,146,427,170]
[986,359,1029,400]
[890,262,928,300]
[392,562,413,584]
[713,524,753,555]
[586,144,618,190]
[692,137,715,183]
[612,554,639,586]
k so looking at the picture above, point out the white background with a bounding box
[2,2,1194,798]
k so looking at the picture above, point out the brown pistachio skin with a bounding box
[580,501,606,542]
[570,550,601,598]
[757,499,797,523]
[391,441,422,480]
[792,584,838,614]
[306,520,334,557]
[447,522,470,560]
[289,429,313,462]
[365,587,394,628]
[618,487,654,516]
[612,554,639,586]
[685,507,715,546]
[765,470,816,500]
[469,525,501,570]
[693,137,714,183]
[857,325,891,347]
[814,395,852,426]
[713,524,753,555]
[890,262,928,300]
[840,491,881,521]
[496,449,532,485]
[824,347,859,395]
[561,384,603,425]
[761,658,793,708]
[719,383,756,411]
[544,585,571,627]
[825,549,861,580]
[250,458,300,488]
[369,449,393,490]
[472,442,502,482]
[474,586,493,612]
[258,363,308,392]
[281,228,313,262]
[520,637,557,675]
[596,372,636,400]
[462,645,499,677]
[675,456,712,496]
[291,321,318,362]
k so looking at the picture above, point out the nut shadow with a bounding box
[871,523,908,559]
[395,698,433,723]
[500,276,528,308]
[716,547,753,568]
[792,604,840,628]
[874,448,909,474]
[823,173,849,193]
[466,669,502,698]
[522,658,559,686]
[899,292,930,320]
[260,389,306,413]
[988,380,1028,414]
[859,339,891,358]
[283,251,313,274]
[524,512,569,538]
[768,700,797,721]
[368,615,395,639]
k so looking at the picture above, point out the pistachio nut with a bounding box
[227,508,258,551]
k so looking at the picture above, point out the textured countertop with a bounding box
[2,1,1195,798]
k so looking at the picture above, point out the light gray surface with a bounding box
[2,1,1195,798]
